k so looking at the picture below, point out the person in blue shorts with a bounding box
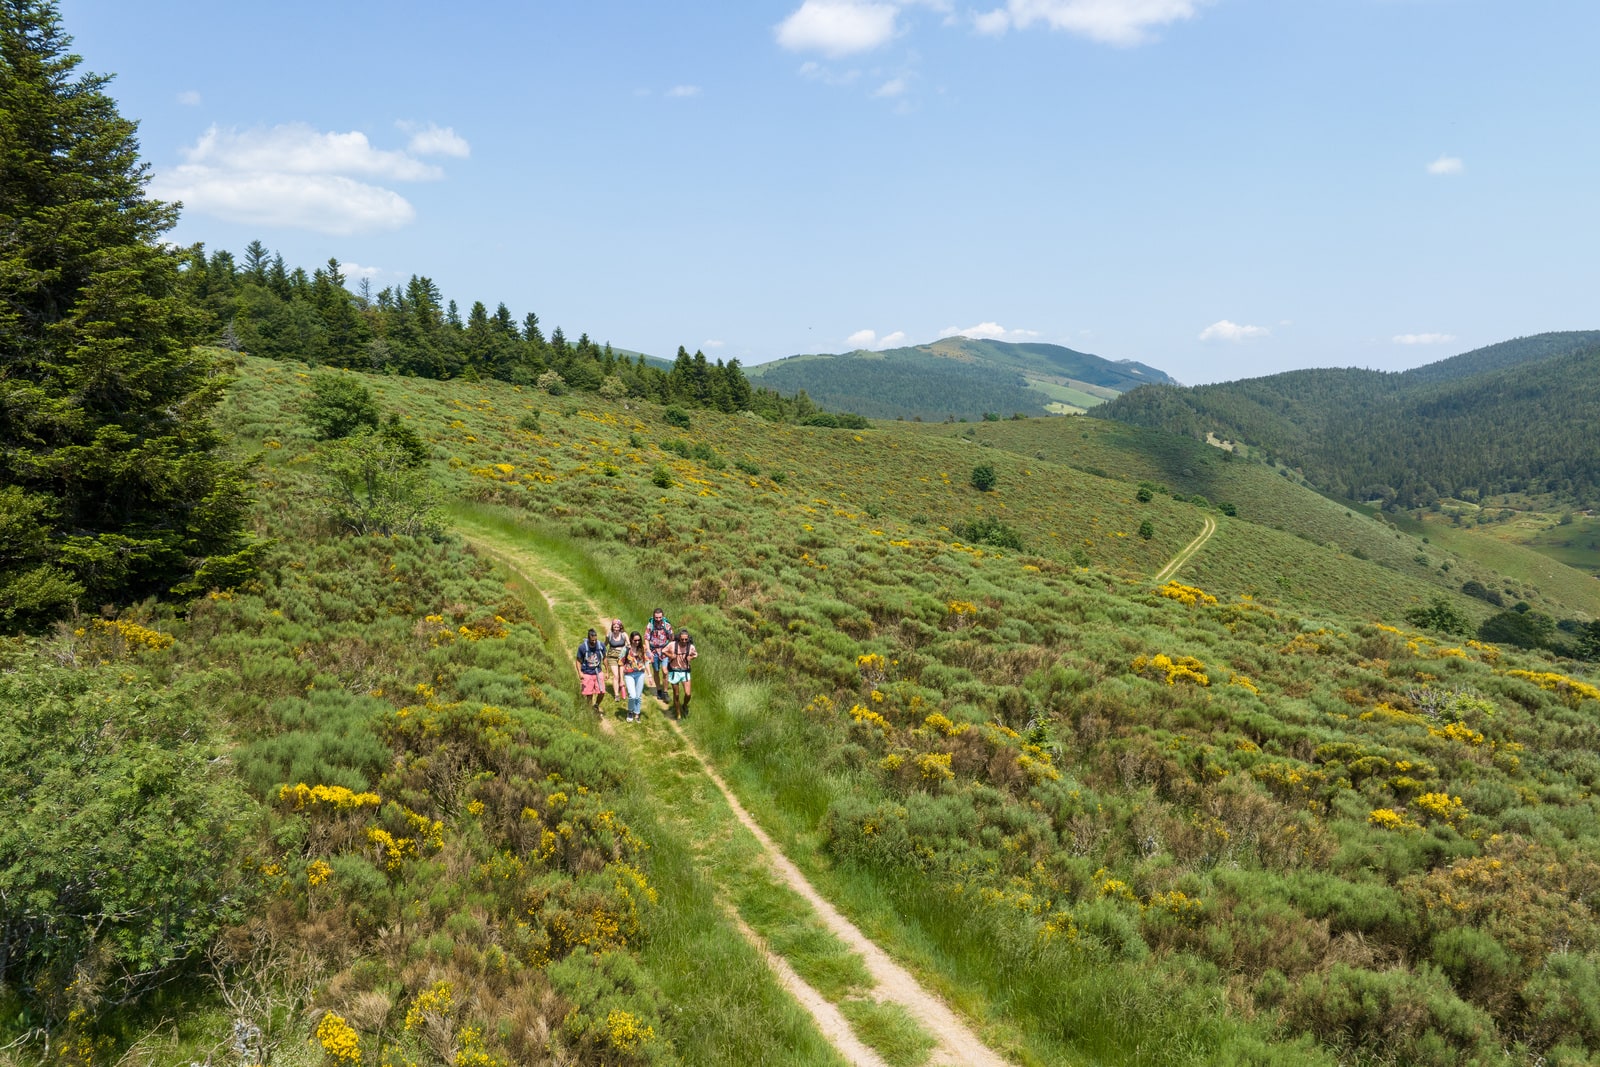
[644,608,674,702]
[664,628,698,719]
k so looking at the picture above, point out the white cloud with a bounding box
[973,0,1202,45]
[798,60,862,85]
[1198,320,1269,342]
[177,89,201,106]
[152,122,462,235]
[339,261,384,280]
[939,321,1040,341]
[704,339,726,348]
[874,76,908,96]
[1393,333,1456,345]
[667,85,702,98]
[1427,155,1463,176]
[777,0,900,56]
[403,122,470,158]
[847,328,910,349]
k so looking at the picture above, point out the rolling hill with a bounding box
[745,336,1177,420]
[1094,330,1600,511]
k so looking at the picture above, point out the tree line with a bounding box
[177,243,827,422]
[1096,333,1600,510]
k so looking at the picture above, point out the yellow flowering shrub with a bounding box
[315,1012,361,1064]
[1503,669,1600,705]
[923,712,969,737]
[1429,721,1485,746]
[605,1009,656,1053]
[1154,581,1218,606]
[404,980,454,1031]
[277,783,382,811]
[306,859,332,887]
[856,652,887,683]
[1368,808,1419,832]
[916,752,954,782]
[453,1025,505,1067]
[1412,792,1468,825]
[849,704,892,734]
[1132,653,1210,687]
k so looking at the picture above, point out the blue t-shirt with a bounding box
[575,640,604,674]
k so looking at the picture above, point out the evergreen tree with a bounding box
[0,0,253,627]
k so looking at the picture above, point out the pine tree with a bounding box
[0,0,254,628]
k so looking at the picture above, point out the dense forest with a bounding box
[176,242,829,423]
[1096,332,1600,510]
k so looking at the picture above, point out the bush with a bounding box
[1461,580,1504,607]
[1479,609,1556,649]
[518,412,542,432]
[663,406,691,429]
[1404,596,1474,637]
[538,370,567,395]
[804,413,840,428]
[0,664,252,1023]
[317,433,442,536]
[950,516,1024,551]
[1136,486,1153,503]
[303,373,380,440]
[651,465,673,489]
[1138,520,1154,540]
[377,413,429,467]
[970,464,997,492]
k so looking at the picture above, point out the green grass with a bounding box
[838,999,937,1067]
[147,355,1600,1066]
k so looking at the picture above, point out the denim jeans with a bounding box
[624,670,647,717]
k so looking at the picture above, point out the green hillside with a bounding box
[1095,331,1600,510]
[745,336,1176,420]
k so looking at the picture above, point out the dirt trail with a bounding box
[460,520,1011,1067]
[1153,514,1217,584]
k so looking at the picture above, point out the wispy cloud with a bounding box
[874,76,909,97]
[1393,333,1456,345]
[973,0,1203,46]
[1427,155,1464,176]
[402,121,471,158]
[1199,320,1269,342]
[152,122,467,235]
[846,328,910,349]
[176,89,201,106]
[939,321,1040,341]
[338,261,385,280]
[777,0,900,56]
[667,85,703,98]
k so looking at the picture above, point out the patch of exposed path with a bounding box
[1153,514,1217,584]
[459,519,1011,1067]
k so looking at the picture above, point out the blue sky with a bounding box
[62,0,1600,384]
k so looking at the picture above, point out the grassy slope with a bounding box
[212,357,1600,1066]
[942,415,1599,622]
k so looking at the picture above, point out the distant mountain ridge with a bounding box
[744,336,1178,421]
[1095,330,1600,510]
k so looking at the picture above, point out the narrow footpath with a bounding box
[1153,514,1217,583]
[458,516,1013,1067]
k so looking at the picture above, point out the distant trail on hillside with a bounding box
[459,518,1013,1067]
[1154,516,1217,584]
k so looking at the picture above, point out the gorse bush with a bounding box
[970,463,997,491]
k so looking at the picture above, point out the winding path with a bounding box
[458,517,1011,1067]
[1153,514,1217,584]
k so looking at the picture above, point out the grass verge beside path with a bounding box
[455,506,935,1066]
[472,511,850,1067]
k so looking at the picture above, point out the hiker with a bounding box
[575,628,606,714]
[621,631,653,722]
[604,618,628,707]
[644,608,674,701]
[665,628,698,719]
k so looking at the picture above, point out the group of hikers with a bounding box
[574,608,698,720]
